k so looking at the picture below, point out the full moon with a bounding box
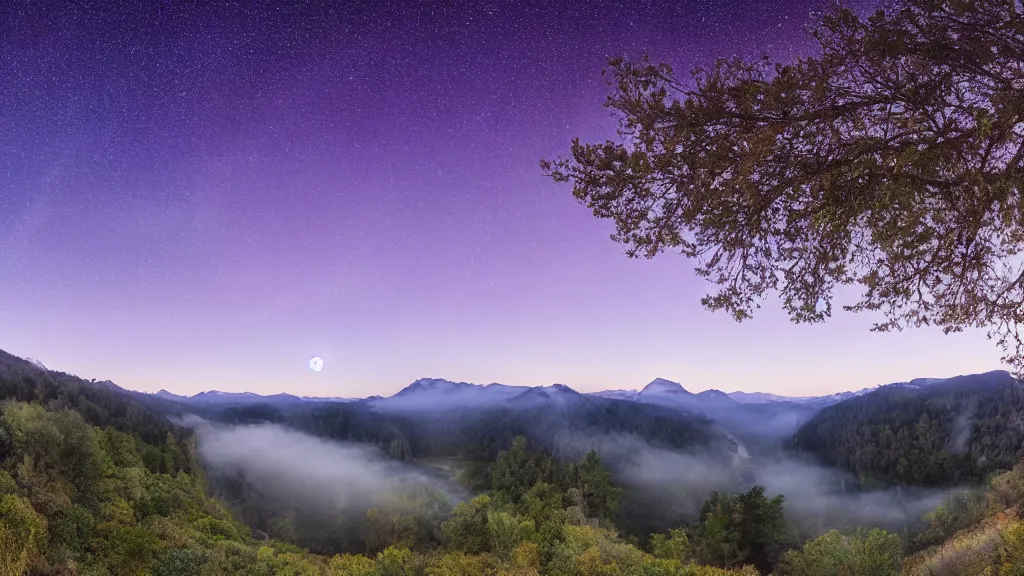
[309,356,323,372]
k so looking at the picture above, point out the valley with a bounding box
[4,347,1024,574]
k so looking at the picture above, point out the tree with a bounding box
[374,546,414,576]
[0,494,48,576]
[489,437,553,506]
[486,510,535,562]
[776,528,903,576]
[649,527,692,563]
[152,547,211,576]
[694,486,788,573]
[441,495,493,554]
[561,450,622,524]
[543,0,1024,373]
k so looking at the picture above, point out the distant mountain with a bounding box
[592,379,874,409]
[146,389,359,406]
[0,348,183,445]
[639,377,693,396]
[172,374,733,472]
[585,378,839,453]
[371,378,530,411]
[302,396,361,402]
[730,388,876,408]
[695,389,740,408]
[793,370,1024,486]
[590,389,639,401]
[726,391,799,404]
[725,387,875,407]
[156,389,187,400]
[507,383,582,408]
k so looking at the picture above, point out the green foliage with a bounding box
[561,450,622,524]
[151,546,211,576]
[15,350,1024,575]
[328,553,376,575]
[991,465,1024,515]
[486,510,535,561]
[364,487,452,554]
[776,528,903,576]
[0,391,254,575]
[422,550,497,576]
[48,503,95,560]
[489,437,554,506]
[0,471,15,495]
[912,488,990,550]
[693,486,788,573]
[793,373,1024,486]
[0,493,47,576]
[650,528,692,563]
[441,495,492,554]
[374,546,414,576]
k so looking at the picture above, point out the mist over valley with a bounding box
[145,365,1021,549]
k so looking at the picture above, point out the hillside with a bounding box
[132,374,881,461]
[0,349,783,575]
[792,371,1024,487]
[180,377,737,475]
[167,376,830,459]
[11,350,1024,575]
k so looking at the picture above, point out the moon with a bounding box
[309,356,323,372]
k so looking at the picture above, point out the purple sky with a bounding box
[0,0,1005,399]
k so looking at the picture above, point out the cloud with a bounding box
[947,400,976,456]
[560,431,952,537]
[175,415,467,513]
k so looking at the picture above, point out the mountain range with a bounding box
[145,374,875,409]
[127,368,1010,460]
[5,348,1023,487]
[153,388,360,404]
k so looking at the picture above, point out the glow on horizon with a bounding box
[5,287,1003,400]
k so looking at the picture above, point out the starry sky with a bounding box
[0,0,1006,399]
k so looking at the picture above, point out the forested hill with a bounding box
[792,371,1024,487]
[14,349,1024,574]
[191,388,735,467]
[0,349,194,471]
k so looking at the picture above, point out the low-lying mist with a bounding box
[174,415,467,551]
[564,432,953,539]
[176,410,958,551]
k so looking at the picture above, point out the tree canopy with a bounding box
[542,0,1024,373]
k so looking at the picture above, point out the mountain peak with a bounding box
[397,378,472,396]
[697,389,730,398]
[155,389,185,399]
[196,390,258,397]
[696,388,739,406]
[509,383,583,406]
[640,378,691,395]
[22,357,48,371]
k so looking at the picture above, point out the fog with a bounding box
[175,415,467,513]
[948,400,976,456]
[368,380,530,413]
[175,410,955,545]
[568,432,952,537]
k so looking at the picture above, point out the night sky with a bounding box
[0,0,1004,398]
